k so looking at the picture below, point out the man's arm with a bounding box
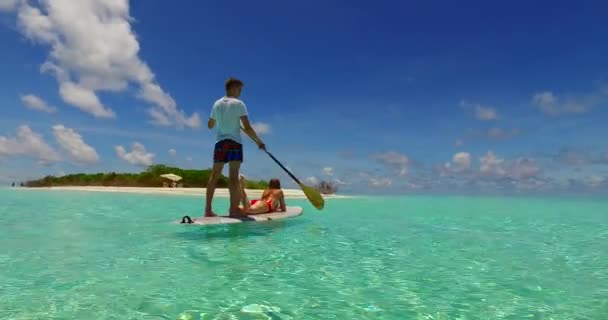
[208,103,217,129]
[240,115,265,150]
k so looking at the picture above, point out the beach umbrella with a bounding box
[160,173,183,182]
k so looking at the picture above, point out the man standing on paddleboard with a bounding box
[205,77,266,217]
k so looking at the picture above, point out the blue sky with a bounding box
[1,0,608,195]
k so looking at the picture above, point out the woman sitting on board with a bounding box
[180,176,286,223]
[238,175,286,214]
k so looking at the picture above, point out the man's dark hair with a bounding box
[225,77,244,91]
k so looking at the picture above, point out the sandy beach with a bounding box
[20,186,352,199]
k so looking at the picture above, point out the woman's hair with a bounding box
[261,178,281,200]
[268,178,281,189]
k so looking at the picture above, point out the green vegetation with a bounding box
[23,164,270,189]
[315,180,338,195]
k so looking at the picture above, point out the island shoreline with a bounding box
[16,186,353,199]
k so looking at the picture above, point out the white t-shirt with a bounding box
[210,96,248,143]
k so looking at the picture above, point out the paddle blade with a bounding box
[300,184,325,210]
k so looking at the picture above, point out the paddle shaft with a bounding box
[240,126,302,185]
[264,150,302,185]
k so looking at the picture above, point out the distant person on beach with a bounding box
[205,77,266,217]
[238,175,286,214]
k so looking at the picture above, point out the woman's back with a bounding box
[261,188,285,211]
[262,188,282,201]
[261,178,285,211]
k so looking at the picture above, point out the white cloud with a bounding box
[513,177,546,191]
[487,127,520,139]
[305,176,319,185]
[0,0,19,12]
[59,81,115,118]
[20,93,56,113]
[186,156,193,162]
[450,152,472,172]
[10,0,200,128]
[322,166,334,176]
[333,178,349,185]
[454,139,464,147]
[461,100,499,120]
[601,84,608,96]
[115,142,154,166]
[509,157,541,179]
[72,126,207,148]
[479,151,506,177]
[251,122,271,135]
[168,148,176,157]
[475,105,499,120]
[479,151,541,180]
[587,175,605,188]
[404,181,424,190]
[306,171,349,187]
[140,83,201,128]
[0,125,59,162]
[532,89,606,116]
[466,127,520,140]
[554,147,608,166]
[372,151,409,176]
[454,152,471,168]
[52,125,99,164]
[369,177,392,187]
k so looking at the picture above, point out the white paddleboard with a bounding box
[175,206,303,226]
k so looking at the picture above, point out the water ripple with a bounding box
[0,191,606,319]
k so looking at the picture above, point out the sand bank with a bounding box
[22,186,353,199]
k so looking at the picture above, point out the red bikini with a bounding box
[250,199,274,212]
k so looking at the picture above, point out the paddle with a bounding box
[240,126,325,210]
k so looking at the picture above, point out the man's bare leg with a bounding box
[228,161,243,216]
[204,162,224,217]
[239,175,251,211]
[238,175,272,215]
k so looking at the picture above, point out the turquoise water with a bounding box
[1,189,607,320]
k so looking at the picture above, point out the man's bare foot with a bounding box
[204,211,217,217]
[228,207,248,218]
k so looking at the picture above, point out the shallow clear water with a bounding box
[1,189,607,319]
